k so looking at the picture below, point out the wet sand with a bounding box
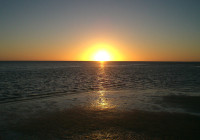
[2,107,199,140]
[162,95,200,113]
[1,91,200,139]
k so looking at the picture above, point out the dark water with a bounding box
[1,61,200,139]
[0,61,200,103]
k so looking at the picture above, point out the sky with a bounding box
[0,0,200,61]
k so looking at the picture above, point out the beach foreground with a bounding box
[1,107,200,140]
[1,90,200,139]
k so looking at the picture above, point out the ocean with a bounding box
[0,61,200,139]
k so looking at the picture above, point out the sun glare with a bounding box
[94,50,111,61]
[81,43,123,61]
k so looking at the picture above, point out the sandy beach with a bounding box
[1,90,200,140]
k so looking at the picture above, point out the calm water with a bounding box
[0,61,200,116]
[0,61,200,103]
[1,61,200,139]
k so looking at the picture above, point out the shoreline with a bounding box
[1,90,200,139]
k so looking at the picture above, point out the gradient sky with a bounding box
[0,0,200,61]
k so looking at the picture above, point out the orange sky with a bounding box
[0,0,200,61]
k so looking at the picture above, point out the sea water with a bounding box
[1,61,199,103]
[0,61,200,138]
[0,62,200,119]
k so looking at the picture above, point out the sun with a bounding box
[93,50,111,61]
[81,42,123,61]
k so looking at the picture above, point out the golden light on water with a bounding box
[95,91,109,109]
[89,63,116,110]
[100,61,104,68]
[90,90,116,110]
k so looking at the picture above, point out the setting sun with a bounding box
[93,50,111,61]
[81,43,123,61]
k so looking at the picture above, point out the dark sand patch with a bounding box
[8,107,200,140]
[162,95,200,113]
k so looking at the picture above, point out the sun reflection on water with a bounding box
[91,62,115,110]
[95,90,109,109]
[100,61,104,68]
[91,90,116,110]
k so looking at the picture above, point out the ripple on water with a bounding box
[0,62,200,103]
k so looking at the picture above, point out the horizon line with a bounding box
[0,60,200,62]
